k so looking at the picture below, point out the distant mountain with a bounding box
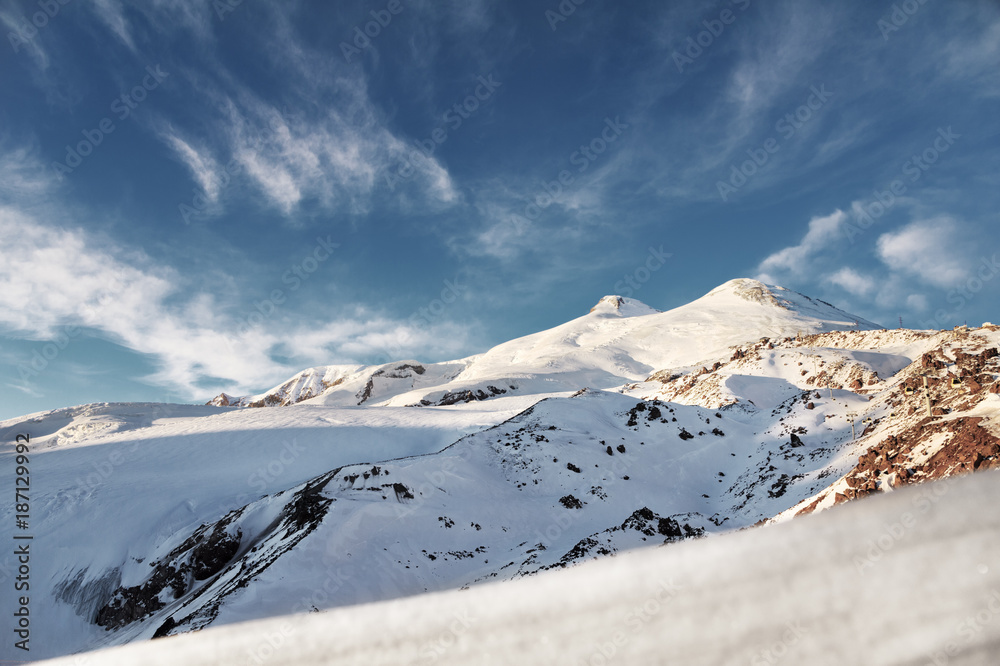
[208,279,882,409]
[3,280,997,662]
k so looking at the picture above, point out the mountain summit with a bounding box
[589,295,661,316]
[698,278,881,326]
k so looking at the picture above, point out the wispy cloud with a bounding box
[23,0,463,220]
[159,129,222,203]
[907,2,1000,100]
[724,3,838,125]
[144,5,459,218]
[90,0,136,52]
[0,142,58,200]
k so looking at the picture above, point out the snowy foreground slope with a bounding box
[2,279,998,661]
[39,471,1000,666]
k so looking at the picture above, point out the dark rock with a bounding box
[152,616,177,639]
[559,495,583,509]
[191,525,242,581]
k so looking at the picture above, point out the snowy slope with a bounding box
[0,397,543,658]
[37,470,1000,666]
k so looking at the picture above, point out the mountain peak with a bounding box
[590,295,625,311]
[589,295,661,317]
[701,278,882,329]
[707,278,785,306]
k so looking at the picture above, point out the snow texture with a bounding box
[37,470,1000,666]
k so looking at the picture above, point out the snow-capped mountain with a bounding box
[208,279,882,409]
[2,279,997,662]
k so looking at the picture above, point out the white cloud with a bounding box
[0,207,471,400]
[0,8,51,71]
[0,143,58,200]
[756,210,847,279]
[828,267,875,297]
[875,218,973,288]
[906,294,929,312]
[160,130,222,203]
[0,207,174,338]
[753,208,984,328]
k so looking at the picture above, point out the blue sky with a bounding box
[1,0,998,419]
